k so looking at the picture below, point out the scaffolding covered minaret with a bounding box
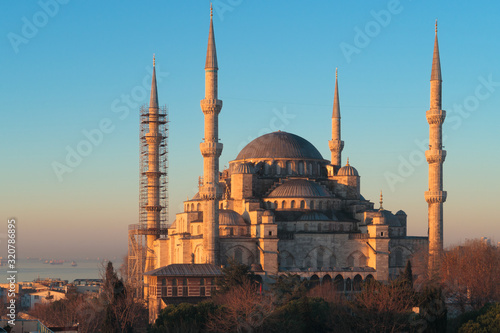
[128,56,168,296]
[200,5,223,265]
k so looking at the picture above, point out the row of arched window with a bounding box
[265,200,338,210]
[185,202,202,212]
[308,273,374,292]
[281,223,352,233]
[253,160,325,178]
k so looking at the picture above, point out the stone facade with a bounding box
[145,10,436,313]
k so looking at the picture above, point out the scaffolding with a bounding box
[128,105,169,298]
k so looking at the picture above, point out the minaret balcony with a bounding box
[425,191,447,204]
[199,185,223,200]
[200,99,223,114]
[328,139,344,151]
[200,142,223,157]
[425,150,446,164]
[426,109,446,125]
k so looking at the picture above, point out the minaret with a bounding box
[200,5,223,265]
[425,20,447,275]
[329,68,344,169]
[145,55,163,271]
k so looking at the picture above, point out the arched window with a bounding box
[229,228,234,236]
[334,275,344,292]
[220,203,223,209]
[316,249,324,268]
[300,200,305,209]
[264,162,270,175]
[347,255,354,267]
[310,275,320,287]
[353,274,363,291]
[359,254,367,266]
[239,228,245,236]
[298,162,304,175]
[318,224,322,232]
[395,249,403,267]
[286,161,292,174]
[191,203,194,211]
[276,163,281,175]
[329,255,336,268]
[285,255,293,268]
[274,201,278,209]
[234,248,243,264]
[304,223,309,232]
[307,163,312,175]
[310,201,314,209]
[318,201,323,210]
[281,201,286,209]
[197,203,201,211]
[345,278,352,292]
[291,200,295,209]
[323,274,332,284]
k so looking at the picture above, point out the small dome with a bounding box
[235,131,324,161]
[262,210,274,216]
[298,212,330,221]
[267,179,331,198]
[233,163,254,174]
[396,210,407,216]
[337,159,359,176]
[219,210,248,226]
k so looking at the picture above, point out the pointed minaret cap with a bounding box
[431,19,442,81]
[205,3,218,69]
[149,54,159,109]
[332,67,340,118]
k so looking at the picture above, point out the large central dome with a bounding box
[235,131,324,161]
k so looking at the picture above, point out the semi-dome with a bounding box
[219,209,248,226]
[396,210,407,216]
[235,131,324,161]
[337,159,359,176]
[267,179,332,198]
[233,163,255,174]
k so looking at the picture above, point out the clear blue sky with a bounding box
[1,1,499,259]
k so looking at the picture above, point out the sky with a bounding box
[1,1,499,260]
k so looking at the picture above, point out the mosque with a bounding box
[138,8,446,320]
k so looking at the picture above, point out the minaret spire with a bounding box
[150,54,159,110]
[329,67,344,169]
[200,4,223,265]
[425,20,447,276]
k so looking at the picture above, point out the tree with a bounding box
[351,279,416,332]
[401,260,413,289]
[101,261,147,333]
[215,258,256,294]
[150,301,220,333]
[271,273,308,306]
[458,303,500,333]
[441,239,500,311]
[207,278,274,333]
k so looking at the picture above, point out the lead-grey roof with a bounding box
[144,264,222,276]
[267,179,332,198]
[235,131,324,161]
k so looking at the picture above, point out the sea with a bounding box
[1,259,124,283]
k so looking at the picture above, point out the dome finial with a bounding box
[335,67,338,79]
[346,157,350,166]
[210,3,213,18]
[379,190,384,210]
[153,53,155,67]
[435,19,438,34]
